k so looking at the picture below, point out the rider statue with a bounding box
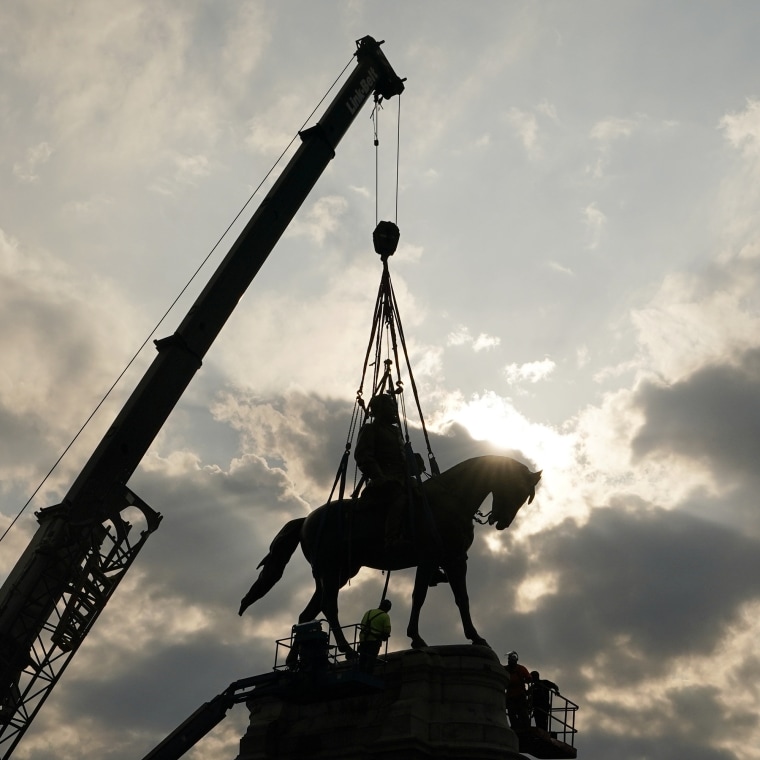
[355,393,409,547]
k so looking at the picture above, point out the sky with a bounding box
[1,1,760,758]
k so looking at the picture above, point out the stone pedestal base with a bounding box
[236,644,522,760]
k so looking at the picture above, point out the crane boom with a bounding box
[0,36,404,757]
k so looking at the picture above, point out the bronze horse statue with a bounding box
[239,455,541,654]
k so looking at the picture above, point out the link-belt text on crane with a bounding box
[345,67,379,115]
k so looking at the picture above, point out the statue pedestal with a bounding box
[236,644,523,760]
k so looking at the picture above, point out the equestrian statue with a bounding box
[239,454,541,655]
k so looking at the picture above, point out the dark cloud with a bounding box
[130,454,313,609]
[632,347,760,486]
[65,634,259,732]
[30,632,265,760]
[519,503,760,671]
[578,731,738,760]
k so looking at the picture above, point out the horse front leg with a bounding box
[443,554,489,647]
[407,561,435,648]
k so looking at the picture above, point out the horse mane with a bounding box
[434,455,527,483]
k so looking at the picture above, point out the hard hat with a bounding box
[507,650,519,661]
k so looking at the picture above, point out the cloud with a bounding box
[0,228,152,498]
[286,195,349,245]
[630,267,760,382]
[587,116,639,179]
[546,260,574,275]
[446,326,500,351]
[245,95,305,156]
[13,142,53,182]
[720,98,760,160]
[504,358,556,384]
[590,116,638,143]
[632,347,760,496]
[582,202,606,249]
[506,107,541,158]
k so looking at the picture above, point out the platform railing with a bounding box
[272,620,389,672]
[536,690,579,748]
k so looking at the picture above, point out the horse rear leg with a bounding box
[443,554,489,647]
[298,588,323,624]
[318,570,357,658]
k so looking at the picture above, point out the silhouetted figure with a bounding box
[504,650,531,730]
[290,621,330,672]
[355,394,408,547]
[530,670,560,732]
[358,599,392,672]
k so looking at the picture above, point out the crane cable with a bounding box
[370,90,402,227]
[335,88,439,490]
[0,54,357,547]
[328,91,406,506]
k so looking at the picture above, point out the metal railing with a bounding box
[272,620,388,671]
[532,690,579,748]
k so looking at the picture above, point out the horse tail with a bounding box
[238,518,305,616]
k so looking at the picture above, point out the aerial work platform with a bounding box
[514,687,578,758]
[516,727,577,759]
[140,622,578,760]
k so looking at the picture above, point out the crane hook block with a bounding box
[373,221,400,257]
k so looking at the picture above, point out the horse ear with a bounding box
[527,470,542,504]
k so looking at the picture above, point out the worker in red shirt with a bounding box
[504,650,531,729]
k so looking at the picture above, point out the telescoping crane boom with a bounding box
[0,36,404,757]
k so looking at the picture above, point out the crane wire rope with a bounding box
[329,92,404,506]
[363,93,438,472]
[370,92,402,227]
[0,54,357,547]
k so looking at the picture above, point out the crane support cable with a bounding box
[371,88,402,227]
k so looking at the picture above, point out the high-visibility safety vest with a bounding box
[359,608,391,642]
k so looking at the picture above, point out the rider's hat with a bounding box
[368,394,397,418]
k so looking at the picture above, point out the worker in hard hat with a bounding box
[358,598,392,672]
[504,650,531,730]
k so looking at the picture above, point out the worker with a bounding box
[358,599,392,672]
[354,393,409,547]
[504,650,531,730]
[530,670,560,732]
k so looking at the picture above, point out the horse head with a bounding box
[488,463,542,530]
